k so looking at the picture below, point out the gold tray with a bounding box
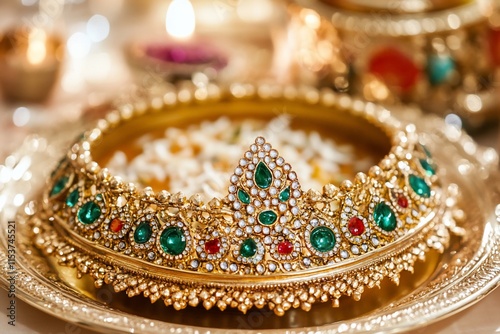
[0,107,499,333]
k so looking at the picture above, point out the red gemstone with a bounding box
[277,241,294,255]
[368,47,420,93]
[348,217,365,236]
[110,218,124,233]
[488,28,500,66]
[205,238,221,254]
[397,195,409,208]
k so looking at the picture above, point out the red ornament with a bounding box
[368,47,420,93]
[205,238,221,254]
[110,218,124,233]
[348,217,365,236]
[488,28,500,67]
[277,241,294,255]
[397,195,409,208]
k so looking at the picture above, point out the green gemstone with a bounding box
[310,226,336,252]
[240,238,257,258]
[279,186,290,202]
[258,210,277,226]
[373,202,397,232]
[160,227,186,255]
[254,162,273,189]
[427,54,455,85]
[237,189,250,204]
[66,189,79,207]
[134,222,153,244]
[409,174,431,198]
[77,201,101,225]
[50,176,69,197]
[419,159,436,176]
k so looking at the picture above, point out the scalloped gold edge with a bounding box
[31,210,450,316]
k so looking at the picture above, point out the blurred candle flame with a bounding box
[166,0,195,40]
[27,28,47,65]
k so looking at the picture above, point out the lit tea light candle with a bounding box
[27,29,48,66]
[127,0,227,81]
[166,0,195,40]
[0,27,63,103]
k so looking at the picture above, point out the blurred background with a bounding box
[0,0,499,158]
[0,0,284,156]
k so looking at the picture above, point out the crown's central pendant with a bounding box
[226,136,328,270]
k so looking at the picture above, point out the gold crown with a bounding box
[31,85,457,315]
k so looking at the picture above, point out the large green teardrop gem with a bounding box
[77,201,101,225]
[373,202,397,232]
[310,226,336,252]
[237,189,250,204]
[240,238,257,258]
[160,226,186,256]
[279,186,290,202]
[258,210,277,226]
[254,162,272,189]
[409,174,431,198]
[134,222,152,244]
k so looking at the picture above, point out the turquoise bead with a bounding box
[427,54,455,85]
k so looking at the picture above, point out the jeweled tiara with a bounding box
[31,85,457,315]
